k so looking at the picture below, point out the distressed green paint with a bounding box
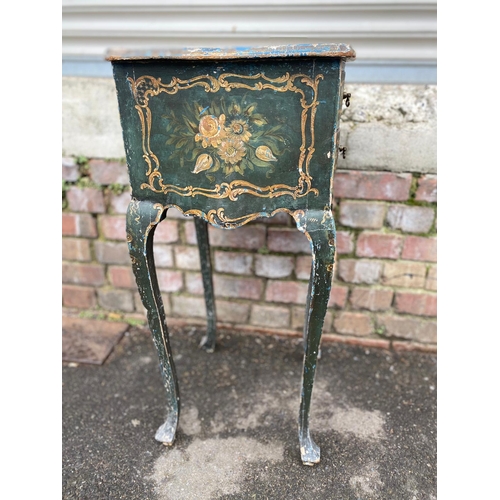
[110,43,354,465]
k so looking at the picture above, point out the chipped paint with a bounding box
[107,43,356,62]
[113,44,354,465]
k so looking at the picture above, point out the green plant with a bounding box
[125,317,146,327]
[76,176,100,189]
[107,183,128,196]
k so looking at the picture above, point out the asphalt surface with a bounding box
[62,323,437,499]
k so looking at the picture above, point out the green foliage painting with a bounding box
[163,96,289,180]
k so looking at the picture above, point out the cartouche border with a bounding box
[128,71,323,200]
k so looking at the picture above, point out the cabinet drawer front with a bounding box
[113,57,346,225]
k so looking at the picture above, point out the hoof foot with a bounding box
[199,335,215,353]
[155,418,177,445]
[300,437,321,466]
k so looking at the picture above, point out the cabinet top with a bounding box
[106,43,355,62]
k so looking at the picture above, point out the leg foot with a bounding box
[155,413,178,445]
[300,432,321,465]
[294,210,336,466]
[195,217,217,352]
[127,200,180,445]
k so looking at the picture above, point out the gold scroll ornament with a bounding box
[128,72,324,201]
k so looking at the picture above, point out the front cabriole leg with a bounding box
[127,199,180,445]
[294,209,336,465]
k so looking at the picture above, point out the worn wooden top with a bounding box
[106,43,356,62]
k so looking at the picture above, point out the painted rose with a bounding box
[195,114,226,148]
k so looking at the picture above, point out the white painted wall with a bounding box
[62,0,437,83]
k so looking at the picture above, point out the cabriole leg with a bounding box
[194,217,217,352]
[127,200,180,445]
[295,210,336,465]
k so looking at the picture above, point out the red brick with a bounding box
[265,280,309,304]
[333,311,373,336]
[295,255,312,280]
[153,244,174,268]
[336,231,354,254]
[386,205,435,233]
[215,300,251,323]
[401,236,437,262]
[62,263,105,286]
[174,246,201,270]
[327,286,349,308]
[157,270,183,292]
[62,285,96,308]
[333,170,412,201]
[267,228,310,254]
[94,241,130,264]
[337,259,382,284]
[209,225,266,250]
[107,190,132,214]
[255,255,294,278]
[100,215,127,240]
[185,272,204,295]
[214,275,264,300]
[66,187,105,213]
[108,266,136,289]
[62,238,91,261]
[415,175,437,202]
[392,341,437,354]
[250,305,290,328]
[62,213,76,235]
[426,265,437,291]
[395,291,437,317]
[382,261,426,288]
[356,232,403,259]
[97,289,135,312]
[62,213,97,238]
[155,220,179,243]
[377,314,437,343]
[171,295,206,318]
[184,220,198,245]
[89,159,129,185]
[339,201,387,229]
[350,287,394,311]
[62,157,79,182]
[214,251,253,275]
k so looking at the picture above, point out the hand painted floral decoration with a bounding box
[164,97,288,178]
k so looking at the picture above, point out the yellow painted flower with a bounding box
[195,114,226,148]
[217,137,247,165]
[226,119,252,143]
[192,153,213,174]
[228,102,241,115]
[255,145,278,162]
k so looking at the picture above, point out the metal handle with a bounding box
[343,92,351,107]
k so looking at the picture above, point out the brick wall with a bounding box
[62,157,437,352]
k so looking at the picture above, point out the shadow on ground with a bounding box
[62,323,436,500]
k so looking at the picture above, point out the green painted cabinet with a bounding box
[109,43,355,465]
